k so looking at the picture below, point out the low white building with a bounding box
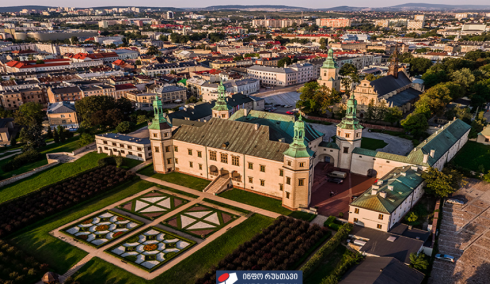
[96,133,152,161]
[200,78,260,102]
[247,63,315,87]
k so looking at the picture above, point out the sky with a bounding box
[8,0,490,9]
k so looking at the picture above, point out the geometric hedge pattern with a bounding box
[106,227,196,272]
[162,203,238,238]
[118,190,188,220]
[63,210,143,248]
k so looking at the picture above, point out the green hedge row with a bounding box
[301,223,353,278]
[320,250,362,284]
[324,216,341,231]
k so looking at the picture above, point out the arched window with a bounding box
[299,131,303,139]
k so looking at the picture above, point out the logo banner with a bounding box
[216,271,303,284]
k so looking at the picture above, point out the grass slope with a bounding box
[0,152,107,203]
[73,214,274,284]
[219,188,316,221]
[360,137,388,151]
[137,164,210,191]
[8,180,155,273]
[452,141,490,172]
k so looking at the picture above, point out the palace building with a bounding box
[149,81,470,222]
[317,49,341,92]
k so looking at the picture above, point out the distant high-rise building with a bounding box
[316,18,352,28]
[167,11,174,19]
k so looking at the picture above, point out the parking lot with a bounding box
[260,91,300,114]
[429,180,490,284]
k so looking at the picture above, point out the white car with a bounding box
[435,254,455,262]
[446,198,465,205]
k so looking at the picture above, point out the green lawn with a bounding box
[137,164,210,191]
[8,180,155,274]
[0,136,82,179]
[452,141,490,172]
[360,137,388,151]
[73,214,274,284]
[219,188,316,221]
[305,245,351,283]
[120,158,143,170]
[0,152,107,203]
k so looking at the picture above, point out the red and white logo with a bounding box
[218,272,238,284]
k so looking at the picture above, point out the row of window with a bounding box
[102,147,144,158]
[353,208,384,220]
[102,140,144,151]
[352,217,383,230]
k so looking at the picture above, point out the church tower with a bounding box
[149,96,174,174]
[282,115,314,210]
[212,81,232,119]
[317,48,341,92]
[336,94,363,170]
[387,43,399,78]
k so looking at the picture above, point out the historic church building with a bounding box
[149,79,470,214]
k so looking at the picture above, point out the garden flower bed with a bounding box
[62,210,143,248]
[106,227,196,272]
[162,203,238,238]
[118,190,189,220]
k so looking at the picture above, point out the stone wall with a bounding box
[0,161,59,188]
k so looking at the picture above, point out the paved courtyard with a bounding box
[310,123,413,155]
[310,162,375,217]
[429,180,490,284]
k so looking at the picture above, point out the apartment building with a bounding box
[46,101,79,130]
[47,86,83,103]
[124,85,187,108]
[216,46,254,55]
[247,63,314,87]
[4,58,103,73]
[141,61,198,77]
[252,19,304,28]
[200,79,260,101]
[96,133,152,161]
[316,18,352,28]
[0,86,46,110]
[330,42,367,51]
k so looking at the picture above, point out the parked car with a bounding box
[446,198,465,205]
[327,171,347,179]
[283,104,292,108]
[286,111,295,115]
[274,104,282,107]
[435,254,455,262]
[328,177,344,184]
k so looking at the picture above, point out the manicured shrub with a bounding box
[1,148,42,172]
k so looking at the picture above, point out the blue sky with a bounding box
[11,0,490,8]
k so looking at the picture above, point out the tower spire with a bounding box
[212,80,232,116]
[149,95,171,129]
[283,115,313,158]
[322,48,338,69]
[337,93,362,130]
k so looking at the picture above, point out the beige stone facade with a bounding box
[96,133,152,161]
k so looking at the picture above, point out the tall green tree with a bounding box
[384,107,403,125]
[409,253,429,271]
[53,127,59,143]
[18,124,45,150]
[57,125,65,143]
[14,102,44,126]
[401,113,428,138]
[422,167,466,198]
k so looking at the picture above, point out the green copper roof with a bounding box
[353,119,471,167]
[178,78,187,86]
[149,96,171,130]
[283,115,314,158]
[337,94,363,130]
[350,166,424,213]
[212,81,232,111]
[322,48,338,69]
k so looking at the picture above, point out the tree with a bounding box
[366,99,376,121]
[106,109,124,128]
[146,45,160,56]
[384,107,403,125]
[14,102,44,126]
[10,132,17,146]
[405,212,418,223]
[135,60,141,65]
[409,253,429,271]
[0,106,13,119]
[339,63,359,93]
[233,55,244,61]
[451,68,475,90]
[186,96,198,103]
[57,125,65,142]
[70,36,78,43]
[115,156,124,167]
[365,74,376,81]
[469,111,487,139]
[415,83,453,117]
[296,81,319,114]
[78,132,94,147]
[277,57,292,67]
[401,113,428,138]
[159,34,168,41]
[35,59,45,64]
[115,121,132,133]
[53,128,59,143]
[422,167,466,198]
[319,38,328,50]
[46,126,53,139]
[409,58,433,76]
[18,124,45,150]
[116,98,134,114]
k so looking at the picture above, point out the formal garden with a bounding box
[137,164,210,191]
[106,227,196,272]
[118,190,189,220]
[162,203,239,238]
[62,210,142,248]
[195,216,330,284]
[0,164,136,237]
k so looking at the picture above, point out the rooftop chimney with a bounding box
[430,149,435,158]
[423,154,429,164]
[371,189,378,195]
[379,191,387,198]
[254,124,259,131]
[388,185,394,191]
